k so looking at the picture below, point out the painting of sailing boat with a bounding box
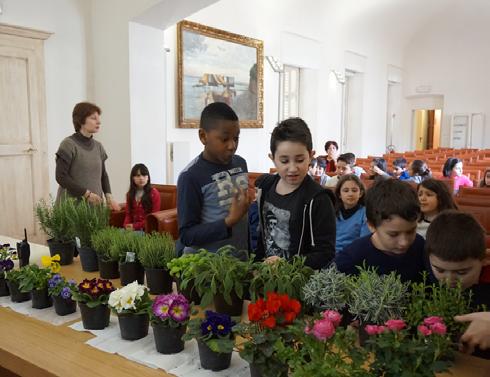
[177,20,264,128]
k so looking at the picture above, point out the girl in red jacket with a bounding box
[123,163,160,231]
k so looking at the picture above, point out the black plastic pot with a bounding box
[214,291,243,317]
[152,323,186,354]
[144,267,173,295]
[78,247,99,272]
[249,363,288,377]
[7,281,30,303]
[31,288,52,309]
[118,312,149,340]
[47,239,75,265]
[119,261,144,286]
[53,295,77,316]
[98,259,120,279]
[79,302,110,330]
[197,339,232,371]
[0,277,9,297]
[176,278,201,305]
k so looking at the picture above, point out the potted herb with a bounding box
[138,232,176,294]
[19,263,54,309]
[72,278,115,329]
[167,252,207,304]
[70,200,110,272]
[0,244,15,296]
[113,230,144,286]
[91,227,121,279]
[151,293,191,354]
[249,256,313,302]
[5,268,31,302]
[48,274,77,316]
[235,292,301,377]
[108,281,152,340]
[182,310,236,371]
[35,196,77,265]
[185,247,254,316]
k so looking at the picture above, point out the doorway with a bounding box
[342,70,364,154]
[412,109,441,150]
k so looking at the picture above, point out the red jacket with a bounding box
[480,265,490,284]
[123,188,161,231]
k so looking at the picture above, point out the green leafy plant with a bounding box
[302,265,350,312]
[138,232,176,269]
[346,265,409,324]
[0,244,15,279]
[18,264,52,292]
[91,227,121,262]
[167,252,206,280]
[69,200,110,248]
[35,196,77,243]
[249,256,313,302]
[5,268,25,285]
[111,230,141,263]
[183,246,254,307]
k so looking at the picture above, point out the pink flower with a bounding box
[304,325,311,334]
[312,318,335,340]
[418,325,432,336]
[365,324,387,335]
[430,322,447,335]
[322,310,342,327]
[423,316,443,326]
[385,319,406,331]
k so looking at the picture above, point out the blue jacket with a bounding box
[335,206,371,253]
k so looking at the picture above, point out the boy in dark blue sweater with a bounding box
[176,102,250,254]
[335,179,426,282]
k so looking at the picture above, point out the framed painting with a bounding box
[177,20,264,128]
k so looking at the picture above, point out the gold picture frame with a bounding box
[177,20,264,128]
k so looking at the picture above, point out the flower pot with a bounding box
[144,267,173,295]
[214,291,243,317]
[152,323,186,354]
[78,246,99,272]
[0,277,9,297]
[7,281,30,303]
[79,302,110,330]
[117,312,149,340]
[119,261,144,286]
[197,339,232,371]
[98,259,120,279]
[250,363,288,377]
[47,239,75,265]
[31,287,52,309]
[53,295,77,316]
[176,278,201,305]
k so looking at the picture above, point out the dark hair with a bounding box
[365,179,420,227]
[417,179,457,214]
[337,153,355,166]
[335,174,365,215]
[442,157,462,177]
[127,163,153,215]
[324,141,338,153]
[410,159,431,177]
[72,102,101,132]
[371,157,387,173]
[199,102,238,131]
[426,210,485,261]
[342,152,356,162]
[270,117,312,156]
[393,157,407,169]
[479,168,490,187]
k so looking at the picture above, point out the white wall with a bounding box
[0,0,91,197]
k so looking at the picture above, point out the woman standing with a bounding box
[55,102,120,210]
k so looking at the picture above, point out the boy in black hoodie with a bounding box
[255,117,336,269]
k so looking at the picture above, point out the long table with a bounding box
[0,237,489,376]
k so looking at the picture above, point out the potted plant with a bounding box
[138,232,176,294]
[151,293,191,354]
[182,310,236,371]
[5,268,31,303]
[108,281,152,340]
[91,227,121,279]
[48,274,77,316]
[364,317,454,376]
[72,278,115,329]
[249,256,313,302]
[185,247,254,316]
[235,292,301,377]
[70,199,110,272]
[0,243,15,296]
[35,196,77,265]
[113,230,144,286]
[19,262,54,309]
[167,252,207,304]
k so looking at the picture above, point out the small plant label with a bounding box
[125,252,136,263]
[75,237,81,249]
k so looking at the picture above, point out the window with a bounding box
[281,65,300,119]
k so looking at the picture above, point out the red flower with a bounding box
[265,296,281,315]
[385,319,406,331]
[248,301,264,322]
[430,322,447,335]
[261,316,276,329]
[284,311,297,324]
[418,325,432,336]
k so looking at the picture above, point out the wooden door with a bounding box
[426,109,435,149]
[0,24,51,242]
